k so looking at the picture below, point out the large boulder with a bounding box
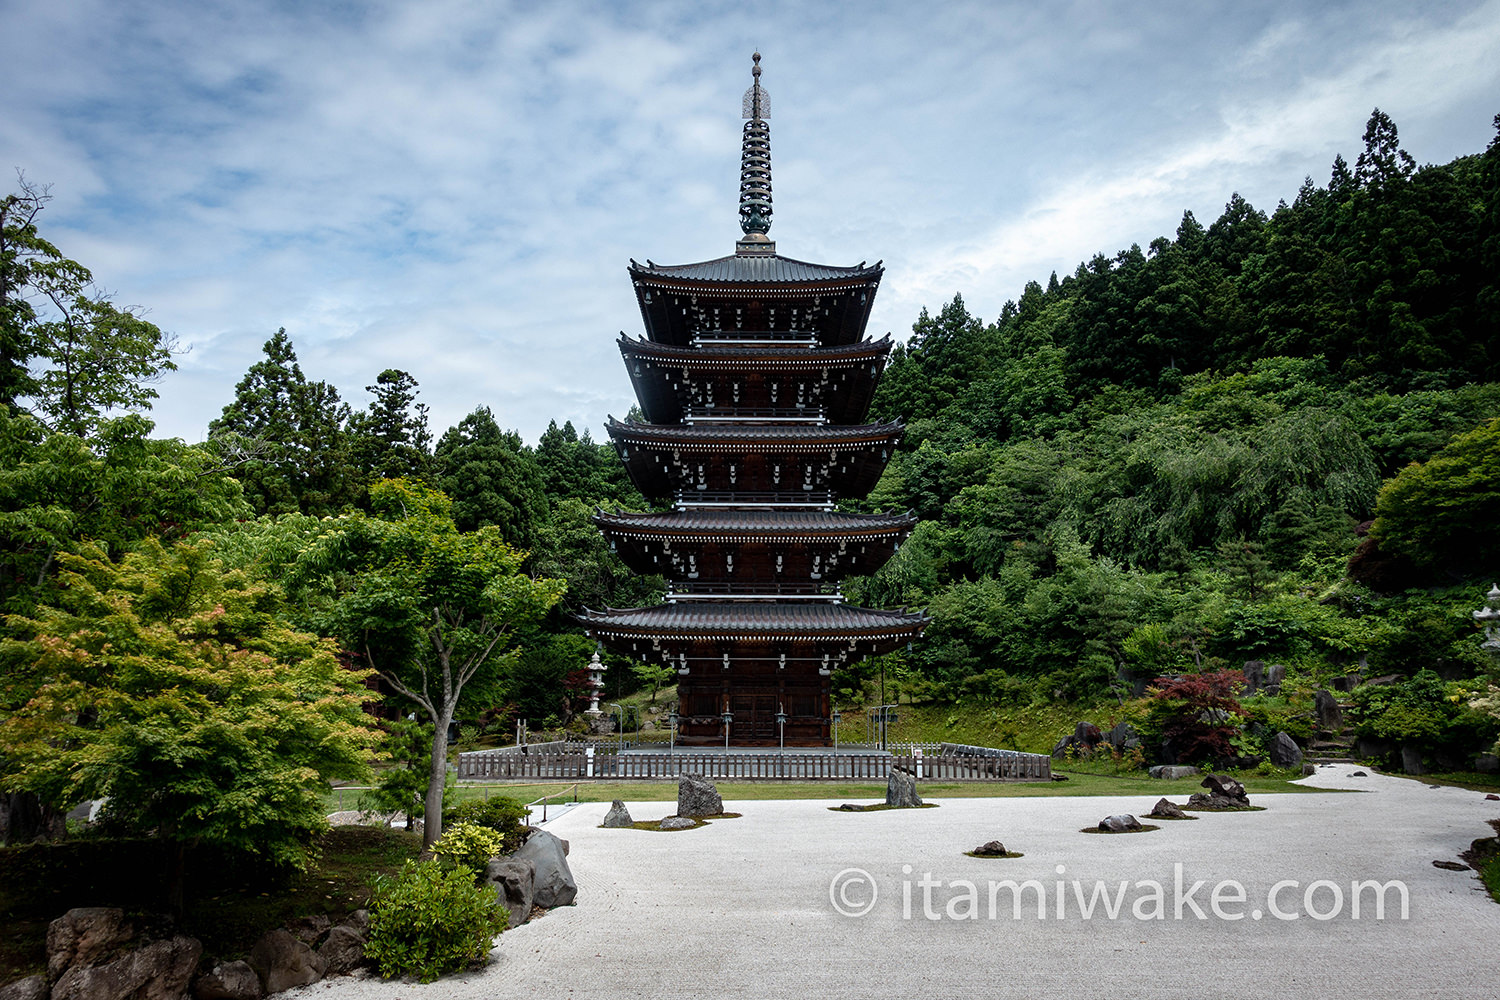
[1187,773,1252,810]
[513,829,576,908]
[1268,731,1303,768]
[1148,765,1199,780]
[1052,721,1107,759]
[676,775,723,817]
[1264,663,1286,696]
[285,915,330,946]
[971,841,1009,857]
[247,929,325,995]
[1475,753,1500,774]
[1074,722,1104,747]
[0,975,48,1000]
[192,961,262,1000]
[1401,744,1426,775]
[483,858,537,929]
[47,908,136,980]
[1242,660,1265,695]
[601,800,633,828]
[1314,690,1344,732]
[52,935,201,1000]
[885,767,922,808]
[1105,721,1140,753]
[316,926,365,977]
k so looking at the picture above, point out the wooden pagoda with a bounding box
[580,54,926,746]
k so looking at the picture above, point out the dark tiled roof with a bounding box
[629,255,882,284]
[618,335,892,365]
[606,419,903,446]
[578,602,928,637]
[594,509,916,536]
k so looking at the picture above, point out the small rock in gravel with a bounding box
[1146,798,1186,819]
[1350,771,1368,777]
[1098,814,1143,833]
[1485,794,1499,801]
[1432,860,1469,871]
[659,816,697,830]
[971,841,1009,856]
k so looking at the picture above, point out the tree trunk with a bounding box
[423,709,454,851]
[167,842,187,919]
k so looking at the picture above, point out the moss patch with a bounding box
[612,812,743,832]
[1480,857,1500,904]
[1079,824,1162,834]
[826,803,941,813]
[963,851,1025,859]
[1181,805,1266,813]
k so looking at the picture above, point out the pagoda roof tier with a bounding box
[606,419,902,501]
[578,601,927,642]
[596,508,914,584]
[619,335,892,426]
[593,508,915,541]
[630,254,881,285]
[628,257,882,348]
[618,333,892,366]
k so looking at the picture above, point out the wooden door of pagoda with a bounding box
[730,693,777,742]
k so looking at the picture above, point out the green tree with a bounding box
[0,175,62,408]
[209,328,356,515]
[1371,417,1500,576]
[349,369,433,482]
[434,407,548,545]
[1,177,176,435]
[631,661,675,704]
[292,478,565,849]
[0,538,376,904]
[0,412,250,612]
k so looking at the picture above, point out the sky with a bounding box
[3,0,1498,446]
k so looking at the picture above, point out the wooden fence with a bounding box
[456,749,1050,782]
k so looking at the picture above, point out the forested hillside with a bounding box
[833,110,1500,768]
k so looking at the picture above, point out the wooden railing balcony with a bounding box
[684,406,827,425]
[676,491,834,509]
[689,329,819,347]
[666,581,843,601]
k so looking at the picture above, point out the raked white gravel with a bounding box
[286,764,1500,999]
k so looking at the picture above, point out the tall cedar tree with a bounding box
[349,369,433,483]
[209,328,357,515]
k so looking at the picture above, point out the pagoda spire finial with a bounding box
[736,51,775,254]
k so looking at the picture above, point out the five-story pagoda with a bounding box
[580,54,926,746]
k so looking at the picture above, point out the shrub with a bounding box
[432,822,504,872]
[445,796,530,854]
[365,859,508,982]
[1140,669,1247,765]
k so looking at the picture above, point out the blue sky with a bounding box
[3,0,1498,445]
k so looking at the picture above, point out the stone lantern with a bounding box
[1474,584,1500,654]
[584,646,607,717]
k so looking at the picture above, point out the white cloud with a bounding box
[3,0,1497,443]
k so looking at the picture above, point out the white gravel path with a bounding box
[290,764,1500,999]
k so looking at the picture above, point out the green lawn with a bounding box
[418,769,1337,808]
